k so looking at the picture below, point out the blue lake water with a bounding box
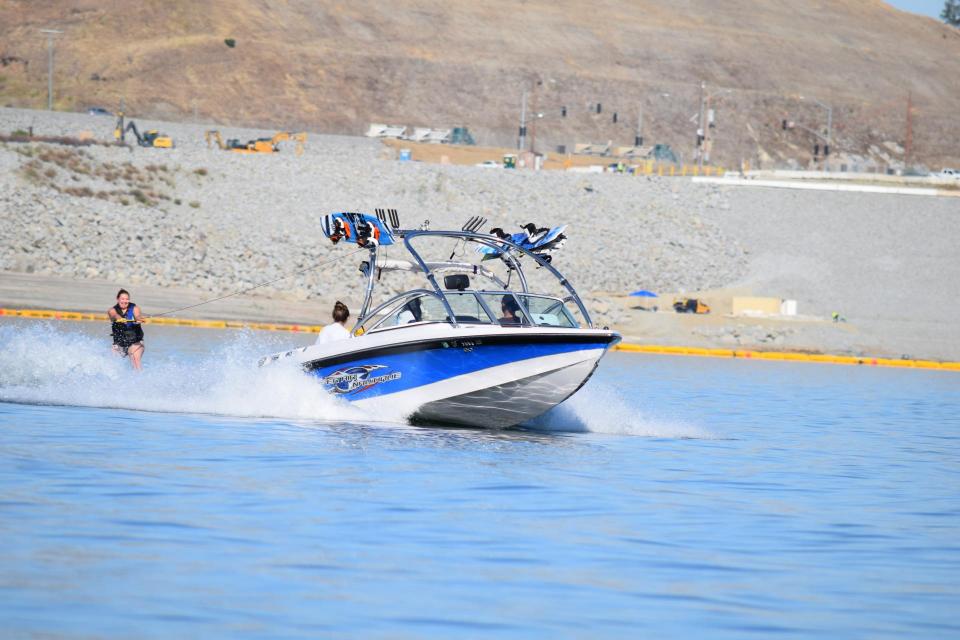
[1,319,958,638]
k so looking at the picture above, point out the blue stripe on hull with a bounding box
[310,340,606,400]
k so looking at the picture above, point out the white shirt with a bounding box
[315,322,351,345]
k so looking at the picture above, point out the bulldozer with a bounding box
[205,130,306,155]
[114,112,173,148]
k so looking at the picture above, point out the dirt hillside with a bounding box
[1,0,958,167]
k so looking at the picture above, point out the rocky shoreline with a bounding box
[2,107,958,361]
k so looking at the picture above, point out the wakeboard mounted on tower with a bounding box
[321,211,398,247]
[320,210,566,264]
[481,222,568,263]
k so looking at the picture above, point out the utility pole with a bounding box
[904,91,914,170]
[40,29,63,111]
[530,84,539,154]
[518,90,527,151]
[812,99,832,169]
[822,101,833,170]
[641,93,670,149]
[704,92,713,165]
[697,81,705,169]
[797,95,833,168]
[826,105,833,155]
[635,106,643,147]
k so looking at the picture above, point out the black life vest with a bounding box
[111,303,144,345]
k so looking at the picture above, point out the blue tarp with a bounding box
[629,290,658,297]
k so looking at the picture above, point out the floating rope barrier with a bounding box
[0,308,323,333]
[2,307,958,370]
[613,343,960,371]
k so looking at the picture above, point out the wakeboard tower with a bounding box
[260,209,619,429]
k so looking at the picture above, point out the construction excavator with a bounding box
[205,130,306,155]
[114,112,174,148]
[204,130,246,151]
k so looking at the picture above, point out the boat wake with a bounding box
[523,379,714,438]
[0,323,370,422]
[0,323,709,437]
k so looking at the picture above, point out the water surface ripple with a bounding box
[1,321,958,638]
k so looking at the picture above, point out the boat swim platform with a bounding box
[2,307,958,372]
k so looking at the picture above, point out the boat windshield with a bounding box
[392,293,496,325]
[364,290,582,332]
[514,294,580,328]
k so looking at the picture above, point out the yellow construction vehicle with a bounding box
[114,112,173,148]
[244,133,281,154]
[276,131,307,155]
[673,298,711,314]
[205,130,306,155]
[205,129,224,149]
[205,129,247,151]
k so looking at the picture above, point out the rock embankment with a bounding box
[0,108,747,318]
[4,107,959,360]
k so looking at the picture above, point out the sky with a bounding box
[886,0,944,18]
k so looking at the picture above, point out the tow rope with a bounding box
[148,247,365,319]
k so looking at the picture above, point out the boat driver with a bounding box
[499,295,522,326]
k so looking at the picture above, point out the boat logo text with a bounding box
[322,364,401,394]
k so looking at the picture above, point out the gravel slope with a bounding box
[0,108,747,299]
[2,107,958,360]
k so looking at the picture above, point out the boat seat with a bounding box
[454,315,481,322]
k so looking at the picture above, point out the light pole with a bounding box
[703,87,733,167]
[40,28,63,111]
[637,93,669,148]
[518,90,527,151]
[636,105,643,147]
[800,95,833,162]
[697,81,706,169]
[530,111,545,155]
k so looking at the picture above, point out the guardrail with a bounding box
[633,163,725,177]
[567,161,725,176]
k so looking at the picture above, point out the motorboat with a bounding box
[259,210,620,428]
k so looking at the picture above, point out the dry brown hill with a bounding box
[2,0,959,167]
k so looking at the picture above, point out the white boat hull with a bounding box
[398,355,601,428]
[263,324,618,428]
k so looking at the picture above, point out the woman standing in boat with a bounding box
[108,288,145,370]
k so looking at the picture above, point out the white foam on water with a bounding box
[0,324,709,436]
[0,323,369,422]
[524,378,714,438]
